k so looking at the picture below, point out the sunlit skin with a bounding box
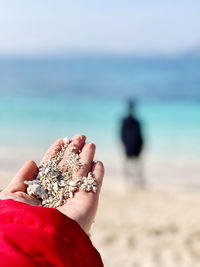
[0,134,104,234]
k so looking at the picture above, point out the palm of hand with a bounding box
[0,135,104,233]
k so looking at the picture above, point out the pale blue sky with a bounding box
[0,0,200,55]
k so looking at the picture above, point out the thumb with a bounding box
[5,160,38,193]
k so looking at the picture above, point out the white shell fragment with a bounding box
[24,181,48,200]
[24,141,97,208]
[80,173,98,193]
[63,137,70,144]
[69,192,73,198]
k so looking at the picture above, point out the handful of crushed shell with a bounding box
[24,139,97,208]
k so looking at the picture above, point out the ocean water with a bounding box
[0,55,199,182]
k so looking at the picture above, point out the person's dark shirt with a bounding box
[121,115,143,157]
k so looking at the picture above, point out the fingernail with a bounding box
[63,137,70,144]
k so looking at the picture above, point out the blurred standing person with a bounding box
[121,100,144,186]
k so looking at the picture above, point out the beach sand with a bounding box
[91,177,200,267]
[1,166,200,267]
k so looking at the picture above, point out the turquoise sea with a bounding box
[0,55,200,183]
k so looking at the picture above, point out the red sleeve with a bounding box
[0,199,103,267]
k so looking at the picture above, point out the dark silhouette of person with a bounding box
[121,100,144,186]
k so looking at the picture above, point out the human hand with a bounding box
[0,160,41,206]
[0,134,104,234]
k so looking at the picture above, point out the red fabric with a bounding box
[0,199,103,267]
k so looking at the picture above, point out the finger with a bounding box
[74,143,96,179]
[59,134,86,170]
[4,160,38,193]
[91,161,104,194]
[57,160,104,233]
[67,159,102,202]
[40,138,64,165]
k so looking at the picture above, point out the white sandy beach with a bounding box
[90,155,200,267]
[92,179,200,267]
